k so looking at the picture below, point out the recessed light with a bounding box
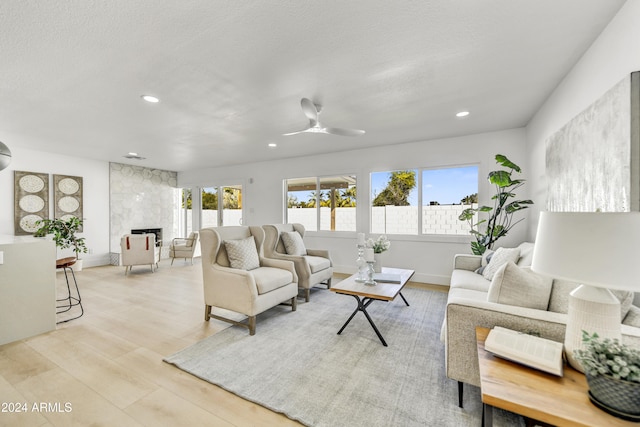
[456,111,470,117]
[141,95,159,103]
[124,153,146,160]
[128,152,138,156]
[268,143,277,148]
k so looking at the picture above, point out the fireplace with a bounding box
[131,228,163,246]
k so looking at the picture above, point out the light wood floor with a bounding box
[0,259,447,427]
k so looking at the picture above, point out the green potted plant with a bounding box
[574,331,640,419]
[458,154,533,255]
[34,216,88,270]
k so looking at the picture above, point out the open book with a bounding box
[485,327,564,376]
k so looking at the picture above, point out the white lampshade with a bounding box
[532,211,640,291]
[532,211,640,371]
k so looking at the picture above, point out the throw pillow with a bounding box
[474,250,495,275]
[482,247,521,281]
[623,305,640,328]
[224,236,260,271]
[487,262,553,310]
[548,279,634,320]
[281,231,307,256]
[516,242,535,267]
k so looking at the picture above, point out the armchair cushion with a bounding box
[487,262,553,310]
[224,236,260,271]
[281,231,307,256]
[305,255,331,273]
[252,267,295,295]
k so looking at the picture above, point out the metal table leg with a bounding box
[336,294,388,346]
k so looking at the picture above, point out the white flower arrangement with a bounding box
[367,235,391,254]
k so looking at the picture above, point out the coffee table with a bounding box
[476,326,636,427]
[330,267,414,346]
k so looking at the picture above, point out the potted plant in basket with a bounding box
[34,216,88,270]
[574,331,640,419]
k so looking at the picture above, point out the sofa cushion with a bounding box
[623,305,640,328]
[482,247,521,281]
[224,236,260,271]
[304,255,330,273]
[450,269,491,292]
[252,266,294,294]
[487,262,553,310]
[281,231,307,256]
[516,242,535,267]
[549,279,634,319]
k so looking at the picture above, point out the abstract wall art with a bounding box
[53,174,83,231]
[545,71,640,212]
[14,170,49,235]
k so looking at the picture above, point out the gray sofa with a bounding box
[442,242,640,408]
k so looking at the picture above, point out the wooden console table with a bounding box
[476,326,636,427]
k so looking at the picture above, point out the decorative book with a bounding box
[372,273,402,283]
[485,326,564,376]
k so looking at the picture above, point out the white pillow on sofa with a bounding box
[487,261,553,310]
[482,247,521,281]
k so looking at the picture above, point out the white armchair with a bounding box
[263,223,333,302]
[170,231,199,265]
[120,234,160,274]
[200,226,298,335]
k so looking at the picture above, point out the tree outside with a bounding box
[372,170,416,206]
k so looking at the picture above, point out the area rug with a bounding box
[164,287,523,427]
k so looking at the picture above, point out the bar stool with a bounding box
[56,257,83,323]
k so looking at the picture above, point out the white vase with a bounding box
[373,252,385,273]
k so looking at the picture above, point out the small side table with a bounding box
[476,326,636,427]
[56,257,83,323]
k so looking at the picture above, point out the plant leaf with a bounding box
[495,154,521,173]
[488,170,512,187]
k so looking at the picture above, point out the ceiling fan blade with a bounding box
[300,98,318,121]
[324,127,366,137]
[282,129,311,136]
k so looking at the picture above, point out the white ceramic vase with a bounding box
[373,252,386,273]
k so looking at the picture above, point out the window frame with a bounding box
[370,163,479,237]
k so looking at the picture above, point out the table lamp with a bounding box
[531,211,640,372]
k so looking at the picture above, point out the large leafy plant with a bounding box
[459,154,533,255]
[34,216,87,259]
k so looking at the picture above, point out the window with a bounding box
[371,165,478,235]
[201,185,243,228]
[286,175,357,232]
[180,189,193,235]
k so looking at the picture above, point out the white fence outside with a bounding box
[287,204,476,235]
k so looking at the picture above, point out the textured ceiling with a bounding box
[0,0,626,172]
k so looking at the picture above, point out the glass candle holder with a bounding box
[356,244,366,282]
[364,261,376,286]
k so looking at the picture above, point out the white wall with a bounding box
[0,147,110,267]
[181,128,528,285]
[526,0,640,240]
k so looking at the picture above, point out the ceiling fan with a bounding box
[283,98,365,137]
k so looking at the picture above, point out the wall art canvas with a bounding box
[14,170,49,235]
[53,174,83,231]
[546,71,640,212]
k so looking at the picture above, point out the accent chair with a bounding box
[120,233,160,274]
[263,223,333,302]
[169,231,199,265]
[200,226,298,335]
